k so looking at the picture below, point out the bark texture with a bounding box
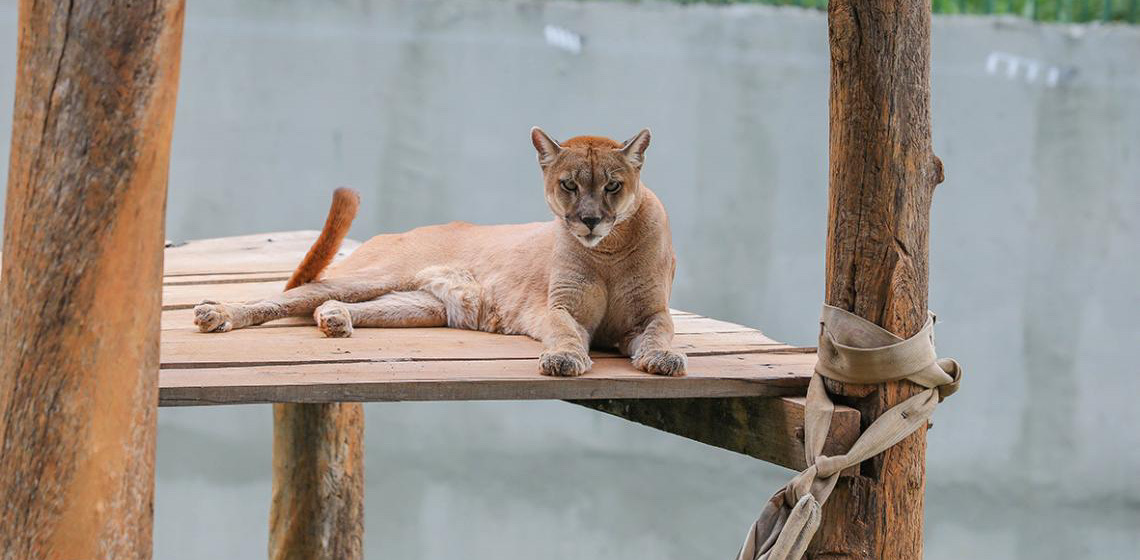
[810,0,943,558]
[270,403,365,560]
[0,1,185,558]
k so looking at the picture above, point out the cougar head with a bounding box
[531,127,651,248]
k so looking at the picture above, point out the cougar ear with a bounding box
[531,127,562,168]
[620,128,651,169]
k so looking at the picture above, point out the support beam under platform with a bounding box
[572,397,860,473]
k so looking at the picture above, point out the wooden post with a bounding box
[0,1,185,558]
[270,403,364,560]
[810,0,943,558]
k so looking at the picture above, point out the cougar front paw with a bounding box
[633,349,687,377]
[194,301,234,333]
[315,301,353,338]
[539,350,592,377]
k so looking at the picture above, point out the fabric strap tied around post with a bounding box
[736,305,963,560]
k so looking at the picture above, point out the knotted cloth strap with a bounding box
[736,305,962,560]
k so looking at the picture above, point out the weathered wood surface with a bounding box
[161,353,813,405]
[270,402,364,560]
[573,397,860,474]
[812,0,944,557]
[165,231,361,276]
[161,327,788,366]
[0,2,185,558]
[157,233,809,405]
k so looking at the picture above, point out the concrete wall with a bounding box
[0,1,1136,558]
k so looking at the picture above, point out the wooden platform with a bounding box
[158,232,856,471]
[160,231,819,405]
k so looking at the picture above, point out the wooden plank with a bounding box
[572,397,860,474]
[159,325,789,367]
[163,271,290,285]
[667,314,758,334]
[0,1,184,557]
[158,352,814,406]
[164,231,360,276]
[163,280,286,309]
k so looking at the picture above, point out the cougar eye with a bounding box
[560,180,577,193]
[605,181,623,193]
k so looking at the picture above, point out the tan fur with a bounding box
[194,128,685,377]
[285,187,359,290]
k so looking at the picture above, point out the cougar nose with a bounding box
[581,216,601,230]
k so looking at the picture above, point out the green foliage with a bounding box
[648,0,1138,23]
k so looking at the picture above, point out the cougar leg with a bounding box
[314,291,448,338]
[193,278,396,333]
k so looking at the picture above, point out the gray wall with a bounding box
[0,1,1137,558]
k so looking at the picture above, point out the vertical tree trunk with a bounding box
[0,1,185,559]
[810,0,943,558]
[270,403,365,560]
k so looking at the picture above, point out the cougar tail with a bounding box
[285,187,361,290]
